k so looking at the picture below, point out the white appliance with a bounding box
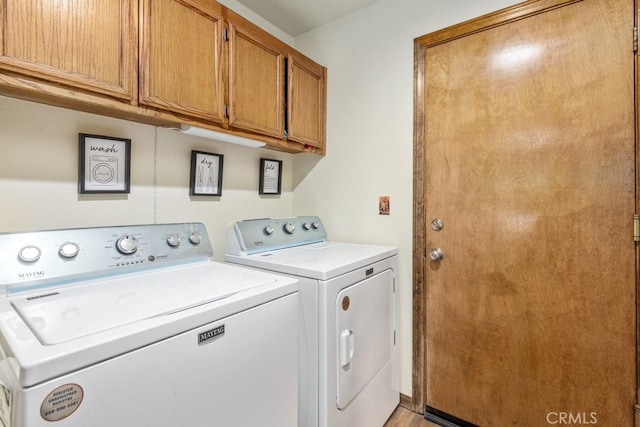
[0,223,299,427]
[226,216,399,427]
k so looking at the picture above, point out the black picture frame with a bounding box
[78,133,131,194]
[190,150,224,196]
[259,158,283,195]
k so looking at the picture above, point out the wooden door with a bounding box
[0,0,136,100]
[416,0,636,425]
[139,0,225,123]
[228,12,285,138]
[287,53,327,149]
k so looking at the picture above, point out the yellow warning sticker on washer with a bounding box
[40,384,83,422]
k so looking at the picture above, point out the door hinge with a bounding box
[634,27,638,53]
[394,330,396,346]
[224,28,229,42]
[634,214,640,241]
[224,105,229,119]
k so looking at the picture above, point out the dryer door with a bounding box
[336,269,394,409]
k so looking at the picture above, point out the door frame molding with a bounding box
[411,0,587,413]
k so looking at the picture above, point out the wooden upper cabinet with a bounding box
[140,0,225,123]
[287,53,327,149]
[0,0,327,153]
[227,13,285,138]
[0,0,136,100]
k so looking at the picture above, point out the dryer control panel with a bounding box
[0,223,213,294]
[227,216,327,255]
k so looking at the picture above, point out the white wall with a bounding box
[0,96,293,260]
[293,0,523,397]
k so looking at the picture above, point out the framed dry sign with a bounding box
[259,158,282,195]
[79,133,131,194]
[190,150,224,196]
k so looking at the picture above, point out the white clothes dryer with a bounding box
[226,216,399,427]
[0,223,299,427]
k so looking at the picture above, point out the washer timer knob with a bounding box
[167,234,182,247]
[18,246,41,263]
[59,242,80,259]
[189,231,202,245]
[116,235,139,255]
[283,223,295,234]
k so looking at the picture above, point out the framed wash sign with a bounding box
[78,134,131,194]
[259,158,282,195]
[190,150,224,196]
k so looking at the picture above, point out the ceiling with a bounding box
[235,0,380,37]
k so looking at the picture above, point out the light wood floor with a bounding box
[384,405,438,427]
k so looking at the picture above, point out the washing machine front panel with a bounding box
[15,293,299,427]
[335,269,395,410]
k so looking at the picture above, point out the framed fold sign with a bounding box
[190,150,224,196]
[259,158,282,195]
[78,133,131,194]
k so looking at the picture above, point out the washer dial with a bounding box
[189,231,202,245]
[283,223,295,234]
[59,242,80,259]
[18,246,41,263]
[167,234,182,247]
[116,235,139,255]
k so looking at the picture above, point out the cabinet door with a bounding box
[287,54,327,149]
[140,0,225,123]
[0,0,136,100]
[228,18,285,138]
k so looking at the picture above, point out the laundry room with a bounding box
[0,0,635,426]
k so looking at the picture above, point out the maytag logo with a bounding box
[198,325,225,346]
[17,271,45,280]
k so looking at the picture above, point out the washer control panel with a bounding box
[0,223,213,293]
[228,216,327,255]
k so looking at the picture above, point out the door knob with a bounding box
[429,248,444,262]
[431,219,444,231]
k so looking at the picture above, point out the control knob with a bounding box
[312,221,320,229]
[189,231,202,245]
[167,234,182,247]
[283,223,295,234]
[18,246,41,263]
[264,226,274,235]
[59,242,80,259]
[302,223,311,231]
[116,235,139,255]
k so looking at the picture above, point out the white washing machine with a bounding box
[0,222,299,427]
[226,216,399,427]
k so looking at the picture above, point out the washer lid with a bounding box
[10,261,280,345]
[226,242,397,280]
